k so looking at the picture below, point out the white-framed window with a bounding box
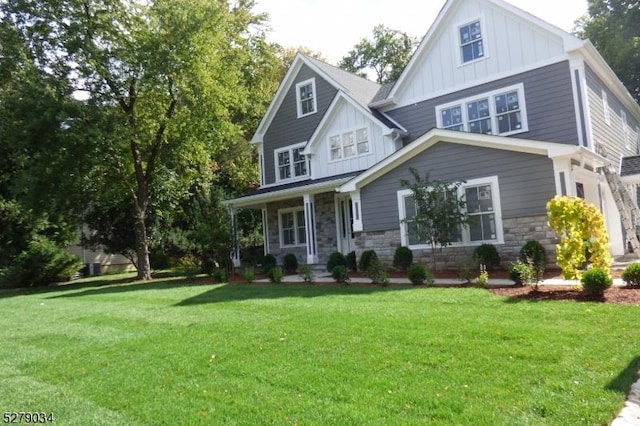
[328,127,371,161]
[296,78,317,118]
[622,110,630,149]
[397,176,503,248]
[274,143,308,182]
[278,208,306,247]
[459,19,485,64]
[602,90,611,126]
[437,84,528,136]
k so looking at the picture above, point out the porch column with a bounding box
[350,190,363,232]
[230,207,241,267]
[261,206,270,255]
[303,194,319,264]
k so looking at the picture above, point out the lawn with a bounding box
[0,275,638,425]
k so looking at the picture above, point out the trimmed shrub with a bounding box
[473,244,501,270]
[262,254,277,274]
[242,266,255,283]
[346,251,357,272]
[408,263,434,286]
[283,253,298,274]
[393,246,413,272]
[367,258,388,285]
[581,267,612,296]
[331,265,349,283]
[475,270,489,288]
[519,240,547,281]
[212,268,228,283]
[299,265,314,283]
[327,251,347,273]
[358,250,378,273]
[510,260,537,289]
[622,262,640,288]
[268,266,284,283]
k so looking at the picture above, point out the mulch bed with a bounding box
[489,285,640,305]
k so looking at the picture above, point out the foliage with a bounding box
[621,262,640,288]
[581,267,612,296]
[509,260,538,290]
[283,253,298,274]
[400,168,469,270]
[367,259,388,285]
[149,250,171,270]
[268,266,284,283]
[331,265,350,284]
[242,266,255,284]
[475,270,489,288]
[262,254,277,275]
[575,0,640,103]
[212,269,228,283]
[181,267,200,280]
[327,251,347,273]
[392,246,413,272]
[407,264,434,286]
[0,237,82,288]
[346,251,358,272]
[358,250,378,273]
[338,25,417,84]
[547,196,611,279]
[457,255,479,284]
[299,265,315,283]
[203,258,217,276]
[473,244,501,270]
[519,240,547,282]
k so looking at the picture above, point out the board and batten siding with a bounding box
[385,61,579,146]
[263,65,338,185]
[393,0,566,107]
[360,142,556,232]
[585,64,640,161]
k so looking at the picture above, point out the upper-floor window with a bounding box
[296,78,317,118]
[602,90,611,126]
[437,84,528,136]
[329,127,370,161]
[622,110,630,149]
[459,19,484,63]
[275,143,307,182]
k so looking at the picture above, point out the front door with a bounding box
[336,195,354,253]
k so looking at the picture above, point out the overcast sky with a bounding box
[254,0,589,64]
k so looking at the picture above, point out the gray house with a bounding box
[227,0,640,269]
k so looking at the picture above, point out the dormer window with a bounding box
[296,78,317,118]
[459,19,484,63]
[275,143,308,182]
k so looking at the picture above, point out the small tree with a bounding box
[400,168,469,271]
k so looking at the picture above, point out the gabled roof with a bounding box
[251,53,381,144]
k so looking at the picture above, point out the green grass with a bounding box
[1,276,638,425]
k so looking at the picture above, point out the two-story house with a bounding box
[227,0,640,269]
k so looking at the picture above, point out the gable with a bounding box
[386,0,576,109]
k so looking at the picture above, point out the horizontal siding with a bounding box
[386,61,579,146]
[361,142,556,232]
[263,65,338,185]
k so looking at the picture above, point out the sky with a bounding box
[254,0,589,64]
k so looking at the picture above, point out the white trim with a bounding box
[435,83,528,136]
[397,176,504,248]
[261,207,270,255]
[327,126,373,163]
[278,207,306,248]
[351,191,363,232]
[602,89,611,126]
[622,110,629,149]
[455,15,489,67]
[274,142,308,183]
[295,78,317,118]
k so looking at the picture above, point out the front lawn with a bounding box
[0,277,638,424]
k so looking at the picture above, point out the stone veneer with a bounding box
[353,215,557,270]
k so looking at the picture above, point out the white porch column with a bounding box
[229,208,241,267]
[350,191,363,232]
[303,194,319,264]
[261,206,270,255]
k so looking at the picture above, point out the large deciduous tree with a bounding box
[2,0,275,280]
[575,0,640,103]
[338,25,417,84]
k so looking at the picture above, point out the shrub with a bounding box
[182,267,200,280]
[203,258,217,276]
[212,268,228,283]
[519,240,547,281]
[242,266,255,283]
[392,246,413,272]
[299,264,314,283]
[268,266,284,283]
[150,250,171,270]
[331,265,350,283]
[473,244,501,270]
[475,270,489,288]
[327,251,347,273]
[457,255,479,284]
[408,263,434,286]
[358,250,378,273]
[262,254,277,274]
[367,259,388,285]
[510,260,538,289]
[622,263,640,288]
[283,253,298,274]
[346,251,357,272]
[581,267,612,296]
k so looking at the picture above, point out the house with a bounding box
[226,0,640,269]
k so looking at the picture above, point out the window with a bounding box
[397,176,503,247]
[328,127,371,161]
[275,144,307,182]
[602,90,611,126]
[279,208,306,247]
[622,110,630,149]
[459,20,484,63]
[437,84,527,136]
[296,78,317,118]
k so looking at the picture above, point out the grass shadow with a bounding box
[0,274,143,300]
[45,277,207,299]
[606,355,640,395]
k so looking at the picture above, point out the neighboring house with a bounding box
[226,0,640,269]
[67,225,134,275]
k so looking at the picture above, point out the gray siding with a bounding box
[360,142,556,232]
[263,65,338,185]
[386,61,579,145]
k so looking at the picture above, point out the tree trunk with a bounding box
[133,206,152,280]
